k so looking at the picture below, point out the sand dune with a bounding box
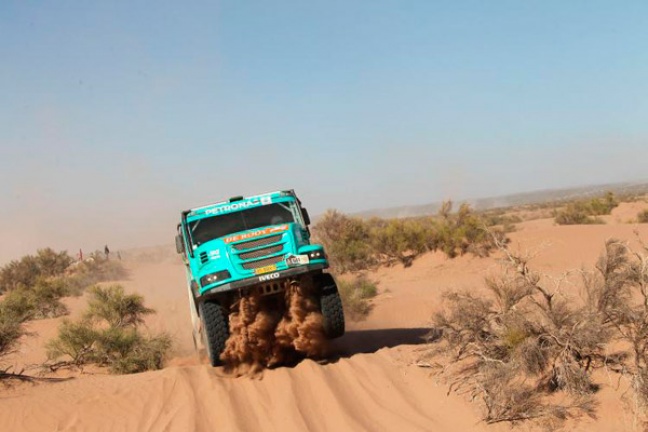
[0,348,492,432]
[2,210,648,431]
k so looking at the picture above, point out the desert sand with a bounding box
[2,201,648,432]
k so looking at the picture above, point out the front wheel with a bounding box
[199,301,230,366]
[317,273,345,339]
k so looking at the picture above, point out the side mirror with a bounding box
[301,207,311,225]
[175,234,185,254]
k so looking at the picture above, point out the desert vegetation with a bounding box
[0,250,127,323]
[424,236,648,428]
[0,248,131,379]
[46,285,172,374]
[479,209,523,231]
[638,209,648,224]
[313,201,507,273]
[0,248,72,293]
[314,202,508,322]
[0,279,72,322]
[553,192,618,225]
[337,275,379,321]
[0,307,24,377]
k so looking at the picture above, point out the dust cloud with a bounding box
[221,282,329,375]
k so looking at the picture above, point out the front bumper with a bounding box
[196,263,326,298]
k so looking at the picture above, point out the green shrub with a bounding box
[46,320,100,366]
[47,285,171,374]
[369,218,431,266]
[313,203,504,272]
[554,204,602,225]
[638,210,648,223]
[0,248,130,375]
[429,202,502,258]
[84,285,153,328]
[312,210,375,272]
[34,248,75,277]
[0,308,24,357]
[481,210,523,228]
[588,191,618,215]
[337,275,378,321]
[0,249,72,293]
[101,330,172,374]
[554,192,619,225]
[0,278,71,322]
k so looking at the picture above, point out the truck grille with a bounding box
[200,252,209,264]
[241,255,284,270]
[238,244,283,260]
[232,234,282,251]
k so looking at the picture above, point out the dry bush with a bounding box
[337,275,378,321]
[427,244,602,424]
[637,210,648,223]
[426,236,648,427]
[46,285,171,374]
[589,239,648,427]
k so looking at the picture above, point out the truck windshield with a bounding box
[189,202,298,246]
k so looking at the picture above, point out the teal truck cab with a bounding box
[176,190,344,366]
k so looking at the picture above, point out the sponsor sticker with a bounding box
[254,264,277,275]
[204,196,273,216]
[224,225,289,244]
[286,255,310,266]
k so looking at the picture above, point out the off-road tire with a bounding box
[199,301,229,366]
[318,273,345,339]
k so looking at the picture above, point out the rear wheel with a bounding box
[318,273,345,339]
[199,301,230,366]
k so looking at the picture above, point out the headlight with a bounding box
[200,270,231,287]
[307,250,326,260]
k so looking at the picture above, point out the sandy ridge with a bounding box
[0,349,486,432]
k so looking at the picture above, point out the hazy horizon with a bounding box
[2,2,648,264]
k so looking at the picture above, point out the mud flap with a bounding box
[187,283,205,353]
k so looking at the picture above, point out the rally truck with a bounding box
[175,190,345,366]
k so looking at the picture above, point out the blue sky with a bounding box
[1,1,647,262]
